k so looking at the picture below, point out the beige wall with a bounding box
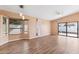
[51,12,79,35]
[51,20,58,35]
[57,12,79,22]
[29,18,50,39]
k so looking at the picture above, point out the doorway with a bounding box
[3,17,29,41]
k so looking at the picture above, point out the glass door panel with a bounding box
[67,22,77,37]
[58,23,66,36]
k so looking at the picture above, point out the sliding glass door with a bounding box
[67,22,77,37]
[58,22,78,37]
[58,23,66,36]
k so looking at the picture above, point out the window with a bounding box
[58,23,66,36]
[9,19,23,34]
[58,22,78,37]
[67,22,77,37]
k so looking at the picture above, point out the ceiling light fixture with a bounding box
[19,5,24,9]
[19,5,25,20]
[22,16,25,20]
[19,13,23,16]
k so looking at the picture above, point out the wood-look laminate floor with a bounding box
[0,35,79,54]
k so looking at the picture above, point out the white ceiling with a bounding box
[0,5,79,20]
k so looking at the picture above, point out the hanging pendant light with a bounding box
[22,16,25,20]
[19,13,23,16]
[19,5,25,20]
[19,5,24,9]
